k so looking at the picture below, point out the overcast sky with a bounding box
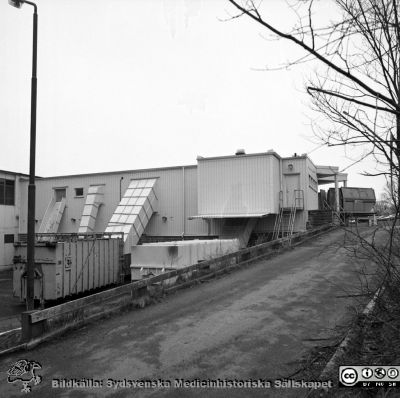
[0,0,387,196]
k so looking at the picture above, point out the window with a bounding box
[75,187,84,197]
[309,175,318,192]
[0,179,15,206]
[4,234,14,244]
[54,188,66,202]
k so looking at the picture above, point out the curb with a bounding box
[319,287,382,380]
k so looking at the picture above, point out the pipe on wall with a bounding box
[15,176,21,233]
[279,157,283,209]
[119,176,124,201]
[182,166,185,239]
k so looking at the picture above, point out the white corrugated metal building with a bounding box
[0,150,347,269]
[0,170,27,269]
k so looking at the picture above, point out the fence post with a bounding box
[21,310,45,342]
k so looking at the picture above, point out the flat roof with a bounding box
[197,151,281,162]
[19,164,197,181]
[0,169,30,178]
[12,152,342,182]
[316,165,340,175]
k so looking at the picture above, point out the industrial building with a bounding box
[0,150,350,275]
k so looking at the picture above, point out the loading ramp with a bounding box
[105,178,158,252]
[38,197,66,235]
[78,185,104,233]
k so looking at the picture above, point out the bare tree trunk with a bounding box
[397,112,400,209]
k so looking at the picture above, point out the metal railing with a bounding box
[273,190,304,242]
[294,189,304,209]
[23,224,333,344]
[17,232,124,243]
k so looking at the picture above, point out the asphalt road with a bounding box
[0,228,376,398]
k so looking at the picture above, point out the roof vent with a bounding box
[235,149,246,156]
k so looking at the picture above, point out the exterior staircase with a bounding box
[273,190,304,244]
[38,197,66,234]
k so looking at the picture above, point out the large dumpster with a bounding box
[326,187,376,214]
[340,187,376,214]
[13,233,123,304]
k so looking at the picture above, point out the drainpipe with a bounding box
[119,176,124,201]
[182,166,185,240]
[279,157,283,210]
[15,176,21,234]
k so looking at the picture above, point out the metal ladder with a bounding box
[272,207,284,240]
[287,200,297,245]
[273,190,301,243]
[272,190,284,240]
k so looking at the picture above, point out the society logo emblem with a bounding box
[340,367,358,386]
[7,359,42,393]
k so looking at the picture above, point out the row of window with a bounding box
[54,187,84,202]
[309,175,318,192]
[0,180,86,207]
[0,179,15,206]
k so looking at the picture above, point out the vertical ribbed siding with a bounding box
[0,172,20,266]
[306,158,318,211]
[270,156,280,213]
[184,167,208,235]
[281,156,315,231]
[197,154,279,216]
[17,165,208,238]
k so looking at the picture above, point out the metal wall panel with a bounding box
[197,153,280,217]
[0,173,20,267]
[184,167,208,235]
[282,156,315,231]
[18,166,208,240]
[13,237,121,302]
[305,157,318,213]
[16,154,321,241]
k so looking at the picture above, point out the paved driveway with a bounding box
[0,228,375,397]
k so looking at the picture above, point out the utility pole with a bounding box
[9,0,38,310]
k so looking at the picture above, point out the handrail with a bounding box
[27,224,333,326]
[323,200,346,225]
[38,196,55,233]
[16,232,124,244]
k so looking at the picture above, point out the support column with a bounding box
[334,174,340,212]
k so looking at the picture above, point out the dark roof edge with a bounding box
[20,164,197,181]
[0,169,31,178]
[197,151,282,162]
